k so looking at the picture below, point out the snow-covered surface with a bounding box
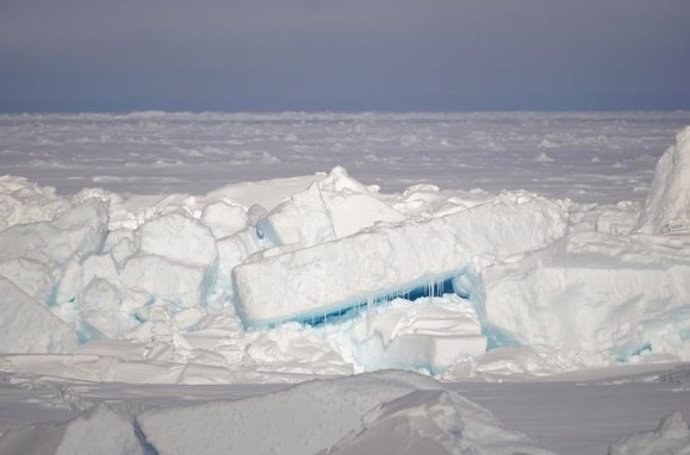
[2,111,690,454]
[3,111,690,203]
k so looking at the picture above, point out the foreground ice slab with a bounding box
[137,371,554,455]
[233,195,569,327]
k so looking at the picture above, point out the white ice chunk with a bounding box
[356,295,486,372]
[0,277,78,354]
[0,176,70,230]
[318,166,376,194]
[234,195,569,327]
[201,200,249,239]
[0,405,145,455]
[137,211,217,268]
[483,232,690,363]
[0,198,108,264]
[102,229,136,266]
[121,255,207,309]
[213,227,269,299]
[637,126,690,234]
[261,182,336,247]
[81,253,119,286]
[322,190,405,238]
[322,390,464,455]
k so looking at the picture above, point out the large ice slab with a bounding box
[137,211,217,268]
[233,195,569,327]
[483,231,690,363]
[355,295,487,373]
[121,255,207,309]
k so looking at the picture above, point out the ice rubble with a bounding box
[1,128,690,379]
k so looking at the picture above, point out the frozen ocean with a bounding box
[1,111,690,455]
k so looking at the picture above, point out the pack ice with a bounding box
[1,127,690,379]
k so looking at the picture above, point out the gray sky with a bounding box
[1,0,689,112]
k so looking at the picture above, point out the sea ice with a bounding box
[2,120,690,380]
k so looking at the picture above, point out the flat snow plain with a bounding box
[2,111,690,455]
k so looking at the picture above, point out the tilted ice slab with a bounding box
[0,277,78,354]
[637,126,690,234]
[233,194,569,327]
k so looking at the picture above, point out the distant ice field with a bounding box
[2,111,690,203]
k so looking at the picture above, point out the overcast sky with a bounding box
[1,0,689,112]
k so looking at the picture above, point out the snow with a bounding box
[1,111,690,454]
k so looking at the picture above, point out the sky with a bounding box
[1,0,689,112]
